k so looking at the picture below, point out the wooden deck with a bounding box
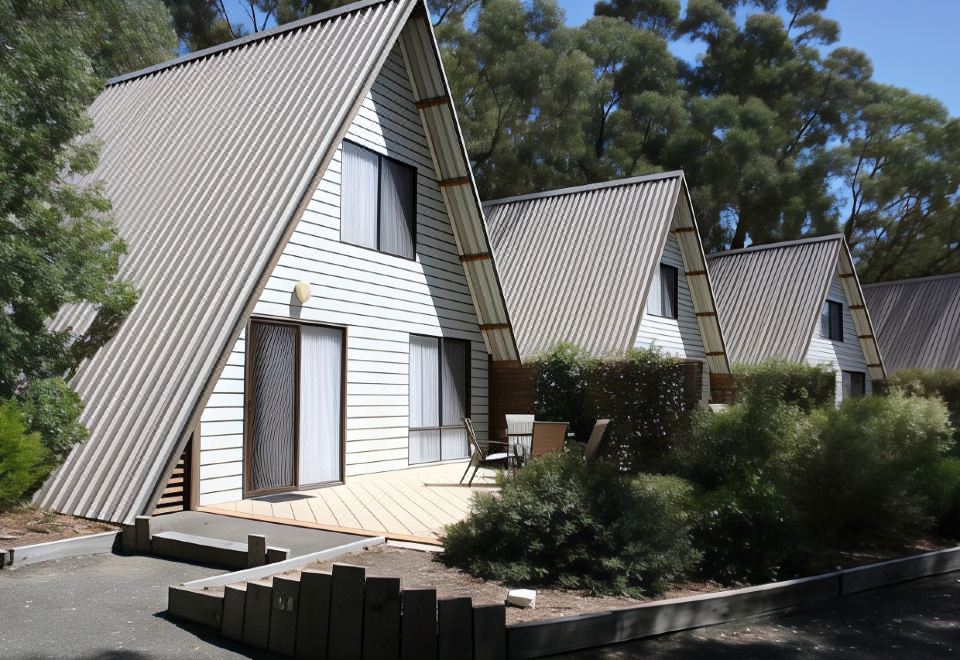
[200,462,497,544]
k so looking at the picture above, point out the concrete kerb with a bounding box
[840,545,960,595]
[2,531,121,570]
[183,536,385,589]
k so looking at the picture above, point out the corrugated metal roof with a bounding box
[863,273,960,371]
[707,236,843,364]
[35,0,515,524]
[707,235,887,382]
[484,173,730,373]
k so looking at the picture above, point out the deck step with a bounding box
[150,530,289,570]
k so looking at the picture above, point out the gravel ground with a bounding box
[306,544,720,624]
[0,508,116,547]
[560,571,960,659]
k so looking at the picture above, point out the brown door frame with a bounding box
[244,316,346,498]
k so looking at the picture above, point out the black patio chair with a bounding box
[459,417,512,486]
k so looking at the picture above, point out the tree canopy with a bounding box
[0,0,176,396]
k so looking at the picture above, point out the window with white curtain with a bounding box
[409,336,470,464]
[340,140,415,259]
[647,263,678,318]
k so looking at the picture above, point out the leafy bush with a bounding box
[734,360,836,412]
[928,457,960,537]
[793,390,954,548]
[673,398,816,490]
[532,343,590,439]
[891,369,960,444]
[673,397,821,583]
[442,452,700,597]
[18,377,88,462]
[532,344,691,473]
[0,400,49,510]
[692,476,815,584]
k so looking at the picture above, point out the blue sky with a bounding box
[558,0,959,116]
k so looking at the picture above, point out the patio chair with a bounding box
[460,417,512,486]
[583,419,611,461]
[505,413,534,458]
[530,421,569,459]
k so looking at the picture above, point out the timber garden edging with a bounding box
[166,545,960,659]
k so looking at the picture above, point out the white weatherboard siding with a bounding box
[634,227,711,403]
[805,271,872,405]
[197,47,488,506]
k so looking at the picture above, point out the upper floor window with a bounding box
[340,140,416,259]
[647,263,678,319]
[821,300,843,341]
[842,371,866,399]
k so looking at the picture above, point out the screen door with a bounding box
[248,321,297,493]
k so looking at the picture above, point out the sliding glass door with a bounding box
[246,320,343,496]
[409,336,470,464]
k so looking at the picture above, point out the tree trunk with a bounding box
[730,216,748,249]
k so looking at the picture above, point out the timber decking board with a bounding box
[204,462,496,542]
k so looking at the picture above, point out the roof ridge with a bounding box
[862,271,960,288]
[706,233,845,259]
[107,0,404,86]
[481,171,684,208]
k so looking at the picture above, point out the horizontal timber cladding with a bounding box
[804,270,874,405]
[196,45,490,506]
[634,226,711,403]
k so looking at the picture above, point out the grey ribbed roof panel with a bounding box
[863,273,960,371]
[485,174,686,360]
[34,0,419,524]
[707,236,842,365]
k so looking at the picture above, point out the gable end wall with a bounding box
[805,269,873,404]
[633,229,711,403]
[196,46,488,506]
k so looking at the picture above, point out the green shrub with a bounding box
[586,348,690,472]
[532,343,591,439]
[673,398,817,490]
[0,400,49,510]
[673,398,821,583]
[794,390,954,548]
[928,458,960,537]
[692,476,816,584]
[734,360,836,412]
[532,344,691,473]
[891,369,960,445]
[441,452,700,597]
[18,377,88,462]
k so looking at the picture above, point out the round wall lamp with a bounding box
[294,281,312,304]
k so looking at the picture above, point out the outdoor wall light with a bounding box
[294,281,311,304]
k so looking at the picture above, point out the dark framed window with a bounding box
[408,336,470,464]
[842,371,866,399]
[647,263,679,319]
[821,300,843,341]
[340,140,416,259]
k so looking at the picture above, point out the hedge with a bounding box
[532,344,693,473]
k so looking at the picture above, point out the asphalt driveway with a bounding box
[0,553,277,659]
